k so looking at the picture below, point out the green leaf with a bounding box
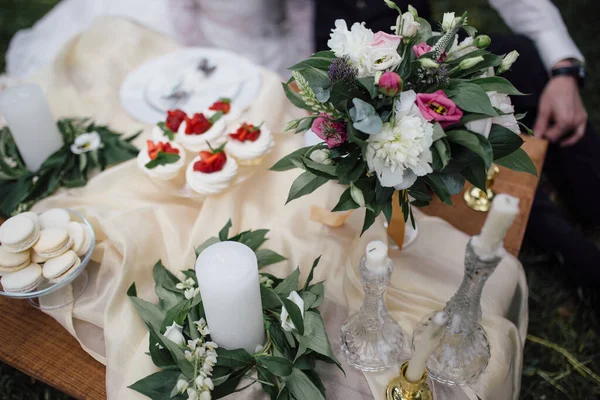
[332,187,360,212]
[216,348,254,368]
[218,219,233,241]
[302,156,338,179]
[432,139,451,171]
[304,311,342,370]
[128,370,181,399]
[274,268,300,297]
[423,174,455,205]
[163,299,193,327]
[335,148,366,185]
[256,249,287,268]
[153,329,195,378]
[269,322,295,360]
[281,298,305,335]
[471,76,526,95]
[495,148,538,176]
[127,283,166,332]
[256,365,279,398]
[329,80,368,112]
[208,111,224,124]
[256,356,293,377]
[195,236,220,257]
[148,325,176,369]
[304,256,321,290]
[283,80,313,112]
[285,172,328,204]
[271,146,313,171]
[361,208,378,235]
[488,124,524,160]
[211,366,252,398]
[144,152,181,169]
[261,285,283,309]
[432,123,446,141]
[283,368,326,400]
[446,129,493,168]
[153,261,185,310]
[157,122,175,141]
[462,161,487,191]
[356,76,378,99]
[229,229,270,251]
[300,291,319,311]
[289,51,334,72]
[444,82,497,116]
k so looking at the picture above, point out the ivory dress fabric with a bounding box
[19,18,527,400]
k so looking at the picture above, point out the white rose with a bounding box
[400,12,421,38]
[466,91,520,137]
[70,131,101,154]
[327,19,374,74]
[164,322,186,347]
[280,291,305,332]
[366,91,433,190]
[309,149,332,165]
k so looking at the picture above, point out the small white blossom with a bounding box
[204,341,218,351]
[195,375,204,387]
[164,322,186,347]
[194,318,211,336]
[350,183,366,207]
[184,350,194,362]
[187,388,199,400]
[176,379,189,394]
[187,339,201,350]
[70,131,101,154]
[185,287,201,300]
[4,157,17,168]
[200,392,211,400]
[309,149,332,165]
[259,275,274,288]
[442,12,461,32]
[498,50,520,73]
[203,378,214,391]
[280,291,305,332]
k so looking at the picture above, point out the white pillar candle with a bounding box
[365,240,389,276]
[0,84,63,172]
[476,194,520,256]
[405,311,449,382]
[195,241,265,353]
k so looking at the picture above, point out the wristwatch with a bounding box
[551,64,586,88]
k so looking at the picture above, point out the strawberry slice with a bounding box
[193,149,227,173]
[229,122,261,142]
[162,142,180,155]
[166,109,187,132]
[209,99,231,114]
[185,113,212,135]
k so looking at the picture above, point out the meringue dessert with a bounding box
[226,122,274,166]
[137,140,185,180]
[152,109,187,142]
[185,146,238,195]
[176,111,225,152]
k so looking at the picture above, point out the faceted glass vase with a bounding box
[412,239,502,385]
[340,255,406,371]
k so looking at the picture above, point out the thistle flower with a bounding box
[292,71,343,118]
[328,56,358,85]
[409,64,450,89]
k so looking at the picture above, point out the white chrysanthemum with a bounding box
[366,93,434,190]
[327,19,374,76]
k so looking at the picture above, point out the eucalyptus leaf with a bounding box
[349,98,383,134]
[314,87,331,103]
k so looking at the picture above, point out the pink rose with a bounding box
[311,113,347,149]
[371,31,402,50]
[378,72,403,96]
[412,42,447,62]
[413,42,433,58]
[416,91,463,128]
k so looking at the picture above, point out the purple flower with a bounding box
[328,56,358,85]
[311,113,347,148]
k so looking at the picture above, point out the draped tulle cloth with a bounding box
[15,18,527,400]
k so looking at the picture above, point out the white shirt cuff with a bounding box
[535,30,585,71]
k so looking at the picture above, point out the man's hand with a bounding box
[533,61,587,147]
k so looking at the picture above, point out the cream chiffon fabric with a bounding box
[21,18,527,400]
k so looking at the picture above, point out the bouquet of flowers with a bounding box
[273,1,536,233]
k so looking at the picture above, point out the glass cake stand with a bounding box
[0,209,95,310]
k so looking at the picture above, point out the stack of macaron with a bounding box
[0,208,94,294]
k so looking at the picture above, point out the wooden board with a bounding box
[0,137,547,398]
[421,136,548,256]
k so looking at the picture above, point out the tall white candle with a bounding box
[405,311,449,382]
[365,240,389,276]
[0,84,63,172]
[195,241,265,353]
[476,194,520,256]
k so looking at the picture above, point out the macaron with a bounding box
[30,250,49,264]
[1,263,43,293]
[42,251,81,283]
[1,215,41,253]
[33,228,73,258]
[20,212,41,228]
[0,246,30,274]
[67,222,93,257]
[40,208,71,229]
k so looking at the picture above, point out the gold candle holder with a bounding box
[463,164,500,212]
[385,362,433,400]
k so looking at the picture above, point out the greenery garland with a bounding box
[128,220,342,400]
[0,118,140,217]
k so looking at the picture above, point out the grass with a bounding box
[0,1,599,399]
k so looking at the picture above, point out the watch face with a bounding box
[579,66,586,79]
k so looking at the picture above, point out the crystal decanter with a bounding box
[340,241,406,371]
[412,238,503,385]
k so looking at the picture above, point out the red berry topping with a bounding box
[185,113,212,135]
[193,150,227,173]
[209,99,231,114]
[147,140,179,160]
[229,122,261,142]
[165,109,187,132]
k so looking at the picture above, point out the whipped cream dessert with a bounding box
[186,153,238,195]
[226,122,275,165]
[137,141,186,180]
[176,112,226,152]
